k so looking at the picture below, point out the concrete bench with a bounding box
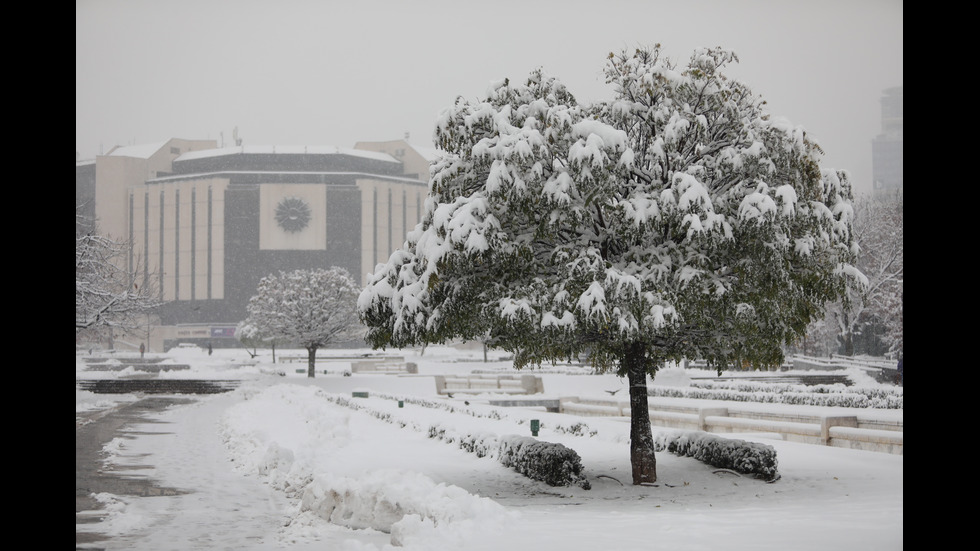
[351,360,416,374]
[434,374,543,395]
[828,426,903,454]
[559,401,622,417]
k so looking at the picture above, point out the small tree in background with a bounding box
[235,319,284,362]
[841,193,903,356]
[359,45,860,484]
[246,267,361,377]
[76,212,160,338]
[804,192,902,358]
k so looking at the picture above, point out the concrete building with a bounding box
[76,138,436,351]
[872,86,903,199]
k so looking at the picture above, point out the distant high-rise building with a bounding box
[872,86,903,198]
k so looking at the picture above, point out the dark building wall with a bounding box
[325,186,362,278]
[224,184,263,323]
[872,139,903,193]
[872,87,902,196]
[162,182,364,327]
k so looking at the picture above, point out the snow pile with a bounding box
[75,391,137,415]
[300,469,512,548]
[220,384,353,492]
[219,383,513,548]
[88,492,149,537]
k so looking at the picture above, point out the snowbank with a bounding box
[220,384,515,547]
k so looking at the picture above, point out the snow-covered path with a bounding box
[88,391,297,550]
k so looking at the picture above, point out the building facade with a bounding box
[872,86,903,199]
[77,138,434,350]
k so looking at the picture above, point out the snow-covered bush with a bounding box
[497,435,591,489]
[653,382,903,409]
[654,431,779,481]
[549,421,598,437]
[326,394,593,489]
[427,425,498,458]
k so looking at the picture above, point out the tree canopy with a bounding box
[246,267,361,377]
[360,45,857,370]
[358,45,860,483]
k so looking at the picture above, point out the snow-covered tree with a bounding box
[235,319,284,362]
[246,267,361,377]
[76,215,160,335]
[358,45,859,484]
[848,192,903,355]
[807,191,902,357]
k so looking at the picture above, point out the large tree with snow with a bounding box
[246,267,361,377]
[358,45,859,484]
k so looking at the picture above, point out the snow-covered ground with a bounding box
[76,345,903,550]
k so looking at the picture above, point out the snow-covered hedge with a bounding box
[497,435,591,489]
[326,393,780,486]
[326,394,592,489]
[654,431,779,482]
[427,426,498,458]
[652,383,903,409]
[425,425,591,489]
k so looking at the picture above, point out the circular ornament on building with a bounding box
[275,196,312,233]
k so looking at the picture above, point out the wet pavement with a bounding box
[75,396,197,549]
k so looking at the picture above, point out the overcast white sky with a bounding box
[76,0,902,197]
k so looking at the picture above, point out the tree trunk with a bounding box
[307,346,317,378]
[624,343,657,484]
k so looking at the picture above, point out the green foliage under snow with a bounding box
[654,431,780,481]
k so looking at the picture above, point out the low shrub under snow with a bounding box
[654,382,902,409]
[497,435,591,489]
[654,431,780,481]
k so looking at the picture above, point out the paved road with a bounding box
[75,396,196,549]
